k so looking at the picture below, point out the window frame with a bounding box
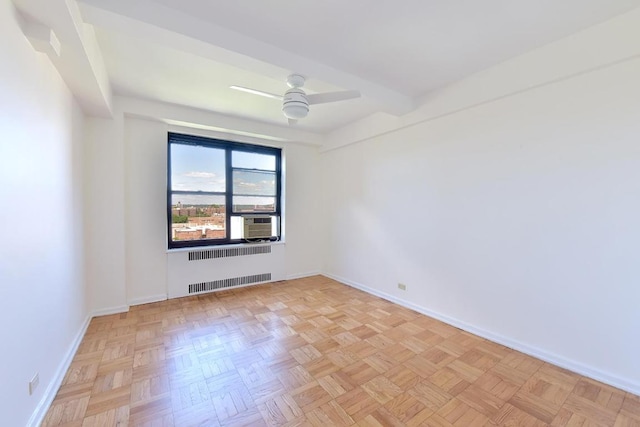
[167,132,282,249]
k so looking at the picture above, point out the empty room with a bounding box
[2,0,640,426]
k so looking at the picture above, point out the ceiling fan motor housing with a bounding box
[282,88,309,119]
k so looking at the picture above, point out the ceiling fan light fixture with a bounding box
[282,103,309,119]
[282,87,309,119]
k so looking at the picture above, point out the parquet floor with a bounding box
[43,276,639,426]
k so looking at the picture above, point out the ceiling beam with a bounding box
[79,0,414,116]
[14,0,112,116]
[116,97,325,147]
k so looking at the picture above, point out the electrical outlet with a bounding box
[397,283,407,291]
[29,373,39,395]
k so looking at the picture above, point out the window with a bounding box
[167,132,281,248]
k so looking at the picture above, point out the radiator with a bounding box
[167,244,285,298]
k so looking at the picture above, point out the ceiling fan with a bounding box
[230,74,361,125]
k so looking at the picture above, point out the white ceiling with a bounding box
[17,0,640,134]
[145,0,640,95]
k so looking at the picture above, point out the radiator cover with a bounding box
[167,244,285,298]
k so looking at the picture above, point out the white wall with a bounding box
[0,3,89,425]
[85,114,323,307]
[124,117,168,304]
[321,56,640,393]
[281,142,323,278]
[84,115,128,314]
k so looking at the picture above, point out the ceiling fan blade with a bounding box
[307,90,361,105]
[229,85,283,101]
[288,118,298,125]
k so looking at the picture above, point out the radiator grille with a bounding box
[188,245,271,261]
[188,273,272,294]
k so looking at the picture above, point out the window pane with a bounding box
[171,144,225,192]
[232,151,275,170]
[230,216,244,240]
[233,170,276,196]
[170,194,226,241]
[233,196,276,213]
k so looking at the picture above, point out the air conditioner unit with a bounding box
[243,216,273,239]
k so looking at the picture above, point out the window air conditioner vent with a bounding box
[244,216,273,239]
[188,273,272,294]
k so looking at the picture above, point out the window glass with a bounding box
[170,194,226,242]
[232,196,276,213]
[171,144,225,192]
[168,133,281,248]
[232,151,276,171]
[232,170,276,196]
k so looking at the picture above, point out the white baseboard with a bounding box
[286,271,321,280]
[28,314,92,427]
[323,273,640,396]
[129,294,167,307]
[91,305,129,317]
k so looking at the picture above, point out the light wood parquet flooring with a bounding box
[43,276,640,426]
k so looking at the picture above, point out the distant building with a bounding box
[172,205,226,217]
[173,224,225,241]
[204,229,225,239]
[174,229,202,240]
